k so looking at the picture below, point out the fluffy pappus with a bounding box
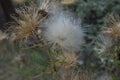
[44,12,84,52]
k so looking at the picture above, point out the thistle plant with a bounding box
[95,15,120,79]
[97,16,120,58]
[6,0,86,80]
[8,1,49,47]
[1,0,120,80]
[43,10,84,77]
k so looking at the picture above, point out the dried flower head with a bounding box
[61,0,76,5]
[0,30,7,41]
[44,12,84,52]
[103,15,120,38]
[55,52,78,69]
[9,6,45,43]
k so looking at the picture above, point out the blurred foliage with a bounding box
[65,0,120,78]
[0,39,50,80]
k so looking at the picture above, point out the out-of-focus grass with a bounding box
[0,39,50,80]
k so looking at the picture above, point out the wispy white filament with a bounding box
[44,12,84,52]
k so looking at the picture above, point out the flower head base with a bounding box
[55,52,78,69]
[44,12,84,52]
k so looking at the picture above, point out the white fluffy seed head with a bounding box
[44,12,84,52]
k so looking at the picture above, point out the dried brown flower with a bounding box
[55,52,78,69]
[103,16,120,38]
[9,6,45,43]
